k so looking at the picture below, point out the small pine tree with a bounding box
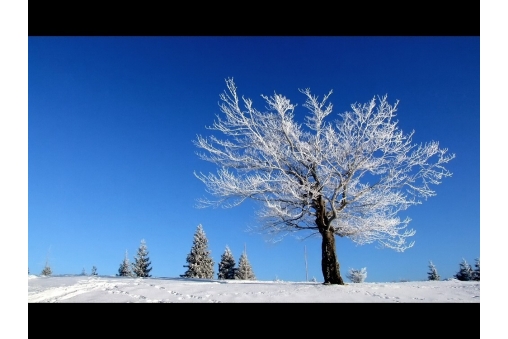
[234,250,256,280]
[41,260,52,276]
[132,239,152,278]
[181,224,215,279]
[427,261,440,281]
[454,258,474,281]
[473,257,480,281]
[91,266,98,276]
[346,267,367,283]
[81,267,87,276]
[217,245,236,280]
[117,250,133,277]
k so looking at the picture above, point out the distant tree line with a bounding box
[426,258,480,281]
[454,258,479,281]
[117,239,153,277]
[113,224,256,280]
[180,224,256,280]
[30,245,478,284]
[34,262,99,277]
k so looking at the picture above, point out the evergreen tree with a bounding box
[132,239,152,278]
[91,266,98,276]
[117,250,133,277]
[454,258,474,281]
[473,257,480,281]
[427,261,440,281]
[81,267,87,276]
[181,224,214,279]
[217,245,236,280]
[41,260,52,276]
[234,250,256,280]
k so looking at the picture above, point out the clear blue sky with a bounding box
[28,37,479,282]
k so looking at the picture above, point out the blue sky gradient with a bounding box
[28,37,479,282]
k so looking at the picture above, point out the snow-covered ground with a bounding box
[28,275,480,303]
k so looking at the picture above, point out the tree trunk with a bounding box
[320,229,344,285]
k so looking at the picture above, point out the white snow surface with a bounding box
[28,275,479,303]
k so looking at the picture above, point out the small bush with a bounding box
[346,267,367,283]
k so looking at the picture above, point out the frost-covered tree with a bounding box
[454,258,474,281]
[91,266,98,276]
[427,261,440,281]
[132,239,152,278]
[346,267,367,283]
[217,245,236,280]
[234,250,256,280]
[181,224,215,279]
[194,78,455,284]
[81,267,86,276]
[117,250,133,277]
[41,261,52,276]
[473,257,480,281]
